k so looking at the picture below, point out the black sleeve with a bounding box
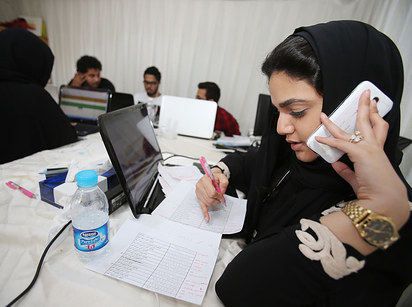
[220,147,259,194]
[99,78,115,92]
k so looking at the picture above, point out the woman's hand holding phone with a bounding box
[317,90,410,235]
[306,81,393,163]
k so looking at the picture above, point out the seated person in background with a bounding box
[69,55,115,92]
[196,82,240,136]
[0,28,78,164]
[134,66,162,104]
[134,66,162,123]
[195,21,412,306]
[133,66,162,123]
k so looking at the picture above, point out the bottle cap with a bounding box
[76,170,98,188]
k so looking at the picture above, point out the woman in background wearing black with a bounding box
[0,28,77,164]
[196,21,412,306]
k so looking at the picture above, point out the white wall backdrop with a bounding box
[1,0,411,181]
[0,0,411,136]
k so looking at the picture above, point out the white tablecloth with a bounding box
[0,133,244,306]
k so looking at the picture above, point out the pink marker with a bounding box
[6,181,37,199]
[199,156,226,206]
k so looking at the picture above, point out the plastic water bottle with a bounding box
[71,170,109,262]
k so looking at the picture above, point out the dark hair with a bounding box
[262,35,323,96]
[76,55,102,73]
[198,81,221,103]
[144,66,161,82]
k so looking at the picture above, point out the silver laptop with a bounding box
[158,95,217,139]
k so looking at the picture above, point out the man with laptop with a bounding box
[196,82,241,136]
[68,55,115,92]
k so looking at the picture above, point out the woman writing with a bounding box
[196,20,412,306]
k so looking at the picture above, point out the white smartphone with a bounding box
[306,80,393,163]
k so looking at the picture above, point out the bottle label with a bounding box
[73,222,109,252]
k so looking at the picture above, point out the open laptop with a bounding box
[59,85,112,135]
[158,95,217,139]
[107,92,134,112]
[98,104,165,218]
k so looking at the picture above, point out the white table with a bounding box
[0,133,244,307]
[155,130,230,166]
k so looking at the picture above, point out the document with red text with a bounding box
[86,214,221,305]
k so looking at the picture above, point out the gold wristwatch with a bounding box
[341,201,399,249]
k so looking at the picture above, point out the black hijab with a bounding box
[295,20,404,170]
[240,20,411,241]
[0,28,54,87]
[0,28,77,164]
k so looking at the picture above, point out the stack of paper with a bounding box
[86,165,247,305]
[86,215,221,305]
[215,135,252,147]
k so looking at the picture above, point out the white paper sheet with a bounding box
[152,180,247,234]
[158,164,203,196]
[215,135,252,146]
[86,215,221,305]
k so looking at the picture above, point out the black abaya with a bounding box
[0,28,77,164]
[216,20,412,307]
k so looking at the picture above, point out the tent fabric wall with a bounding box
[0,0,411,181]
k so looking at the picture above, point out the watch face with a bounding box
[360,216,398,248]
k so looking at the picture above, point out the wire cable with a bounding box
[6,220,72,307]
[162,153,200,162]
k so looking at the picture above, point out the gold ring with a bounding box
[349,131,363,143]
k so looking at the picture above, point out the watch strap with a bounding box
[341,201,371,224]
[342,200,399,249]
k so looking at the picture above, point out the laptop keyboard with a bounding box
[74,123,99,136]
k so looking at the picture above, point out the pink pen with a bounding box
[6,181,37,199]
[199,156,226,206]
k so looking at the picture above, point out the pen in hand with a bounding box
[6,181,37,199]
[199,156,226,206]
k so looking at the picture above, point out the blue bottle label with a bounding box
[73,222,109,252]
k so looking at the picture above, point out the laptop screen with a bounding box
[59,86,111,123]
[107,92,134,112]
[99,104,164,217]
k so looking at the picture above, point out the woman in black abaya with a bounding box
[196,21,412,306]
[0,28,77,164]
